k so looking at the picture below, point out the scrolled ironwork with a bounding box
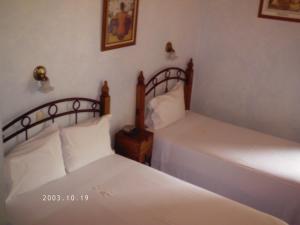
[164,70,171,93]
[152,77,159,97]
[2,98,101,144]
[145,67,187,96]
[48,104,58,116]
[165,70,171,79]
[21,116,31,128]
[48,104,58,123]
[176,70,183,80]
[72,99,81,111]
[91,102,97,117]
[21,116,31,140]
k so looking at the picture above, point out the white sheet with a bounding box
[151,111,300,225]
[6,154,286,225]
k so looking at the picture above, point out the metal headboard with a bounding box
[2,98,100,143]
[2,81,111,145]
[135,59,194,130]
[145,67,187,97]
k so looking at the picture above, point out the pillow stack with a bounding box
[4,115,114,200]
[146,82,186,130]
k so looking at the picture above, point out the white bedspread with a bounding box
[151,111,300,225]
[6,154,286,225]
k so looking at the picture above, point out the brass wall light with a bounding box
[165,42,177,60]
[33,66,54,93]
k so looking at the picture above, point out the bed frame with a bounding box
[135,59,194,130]
[2,81,110,155]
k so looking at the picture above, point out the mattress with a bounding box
[6,154,286,225]
[151,111,300,225]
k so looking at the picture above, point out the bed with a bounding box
[6,154,287,225]
[2,81,287,225]
[135,59,300,225]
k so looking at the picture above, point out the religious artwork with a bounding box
[258,0,300,22]
[101,0,139,51]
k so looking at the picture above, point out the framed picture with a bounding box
[101,0,139,51]
[258,0,300,22]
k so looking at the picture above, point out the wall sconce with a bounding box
[33,66,54,93]
[165,42,177,60]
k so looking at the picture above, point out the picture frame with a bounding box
[101,0,139,51]
[258,0,300,23]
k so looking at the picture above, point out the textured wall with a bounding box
[0,116,6,225]
[192,0,300,142]
[0,0,200,135]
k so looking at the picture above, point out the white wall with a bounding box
[0,0,201,135]
[0,116,7,225]
[192,0,300,142]
[2,0,298,143]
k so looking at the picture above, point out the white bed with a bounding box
[151,111,300,225]
[2,79,289,225]
[6,154,287,225]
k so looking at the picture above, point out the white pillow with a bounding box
[145,82,186,130]
[29,123,59,141]
[9,123,59,155]
[5,131,66,200]
[60,114,114,173]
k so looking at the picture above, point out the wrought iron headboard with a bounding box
[135,59,194,130]
[145,67,187,97]
[2,81,110,146]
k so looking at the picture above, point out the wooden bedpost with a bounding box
[135,71,146,130]
[100,80,110,116]
[184,58,194,110]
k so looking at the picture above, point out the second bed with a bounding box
[135,59,300,225]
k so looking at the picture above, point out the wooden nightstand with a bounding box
[115,129,153,165]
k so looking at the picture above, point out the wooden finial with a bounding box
[102,80,109,97]
[136,72,146,130]
[187,58,194,71]
[100,80,110,115]
[138,71,145,85]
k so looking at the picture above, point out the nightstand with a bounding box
[115,129,153,165]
